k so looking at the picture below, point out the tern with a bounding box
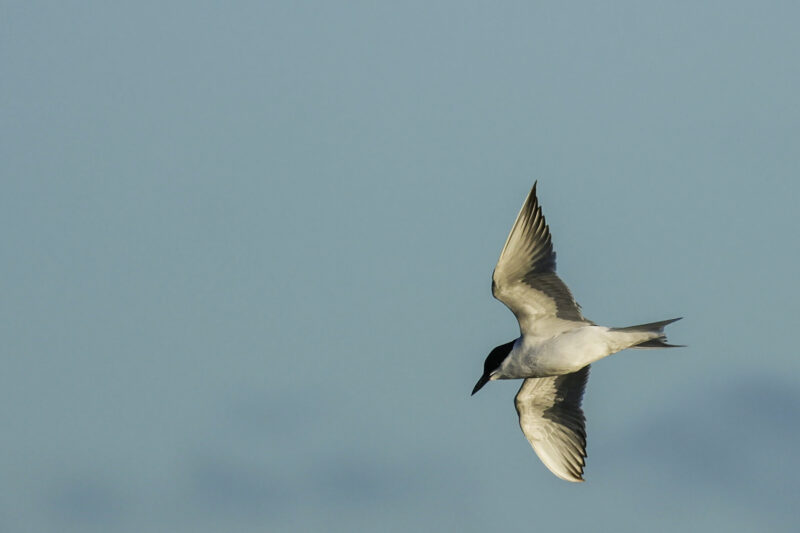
[472,182,682,482]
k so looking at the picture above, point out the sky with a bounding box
[2,2,799,532]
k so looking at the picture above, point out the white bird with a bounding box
[472,182,682,482]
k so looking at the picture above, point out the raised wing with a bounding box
[514,366,589,482]
[492,183,587,333]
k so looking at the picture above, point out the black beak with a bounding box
[471,374,490,396]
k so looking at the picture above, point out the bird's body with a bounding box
[472,182,682,483]
[496,322,675,379]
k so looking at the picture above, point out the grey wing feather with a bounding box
[492,183,587,332]
[514,366,590,482]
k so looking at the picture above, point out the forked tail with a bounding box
[613,317,685,348]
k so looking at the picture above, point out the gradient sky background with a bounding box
[3,2,799,532]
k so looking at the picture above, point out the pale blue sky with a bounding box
[2,2,799,532]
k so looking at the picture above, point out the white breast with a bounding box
[496,326,616,378]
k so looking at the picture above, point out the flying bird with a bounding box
[472,182,682,482]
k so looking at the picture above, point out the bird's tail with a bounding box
[612,317,685,348]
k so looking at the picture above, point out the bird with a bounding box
[471,182,682,483]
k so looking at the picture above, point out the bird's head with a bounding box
[471,340,515,395]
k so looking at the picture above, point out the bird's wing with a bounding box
[514,366,590,483]
[492,183,587,334]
